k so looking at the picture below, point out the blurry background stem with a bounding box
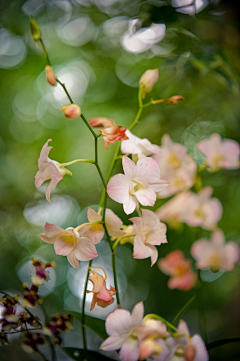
[197,269,207,343]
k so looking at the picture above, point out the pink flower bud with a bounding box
[61,104,81,119]
[185,344,196,361]
[139,69,159,98]
[45,65,57,86]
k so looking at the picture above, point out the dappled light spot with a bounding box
[0,29,27,69]
[24,195,80,227]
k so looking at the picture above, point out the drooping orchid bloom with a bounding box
[158,250,197,291]
[79,207,124,244]
[107,156,169,214]
[153,134,197,198]
[88,117,128,150]
[38,223,98,268]
[196,133,240,171]
[35,139,72,202]
[165,320,209,361]
[130,209,167,266]
[156,187,223,231]
[121,129,161,160]
[86,269,116,311]
[191,229,240,272]
[100,302,144,361]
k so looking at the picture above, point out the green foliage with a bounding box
[64,310,108,340]
[63,348,114,361]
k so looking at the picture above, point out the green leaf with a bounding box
[63,310,108,340]
[30,15,41,43]
[172,296,196,325]
[62,347,115,361]
[206,337,240,350]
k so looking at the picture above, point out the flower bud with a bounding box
[184,344,196,361]
[168,95,184,104]
[89,117,115,128]
[139,69,159,98]
[30,16,41,43]
[45,65,57,86]
[61,104,81,119]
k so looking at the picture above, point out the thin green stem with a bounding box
[103,223,121,308]
[75,220,104,232]
[56,79,74,104]
[143,314,177,332]
[82,260,92,352]
[95,137,107,189]
[81,112,97,138]
[112,234,136,252]
[59,159,95,167]
[39,38,51,66]
[46,335,57,361]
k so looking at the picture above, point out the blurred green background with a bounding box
[0,0,240,360]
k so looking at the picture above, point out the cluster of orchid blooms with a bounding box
[0,259,73,357]
[1,17,240,361]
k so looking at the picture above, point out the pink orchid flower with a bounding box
[86,270,116,311]
[80,207,124,244]
[35,139,72,202]
[38,223,98,268]
[191,229,240,272]
[196,133,240,171]
[100,302,144,361]
[153,134,197,198]
[158,251,197,291]
[130,209,167,266]
[121,129,161,160]
[184,187,222,230]
[88,117,128,150]
[165,320,209,361]
[156,188,222,231]
[137,319,170,360]
[107,156,169,215]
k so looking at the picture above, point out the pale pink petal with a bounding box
[135,157,160,183]
[38,139,52,164]
[211,229,225,246]
[192,334,209,361]
[74,237,98,261]
[168,272,196,290]
[45,180,53,202]
[221,139,240,169]
[100,335,126,351]
[54,238,74,256]
[191,240,214,269]
[133,234,153,260]
[119,337,140,361]
[148,179,169,193]
[222,242,240,271]
[131,302,144,325]
[106,209,124,237]
[135,188,156,206]
[67,250,79,268]
[177,320,190,336]
[105,309,132,336]
[43,222,65,238]
[38,233,56,244]
[35,170,46,188]
[48,161,63,188]
[123,195,138,215]
[107,174,130,203]
[87,207,102,223]
[158,251,185,276]
[122,156,136,179]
